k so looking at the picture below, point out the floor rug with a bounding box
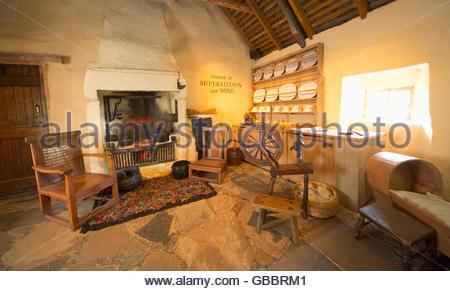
[81,175,216,233]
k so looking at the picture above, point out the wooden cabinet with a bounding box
[334,138,382,210]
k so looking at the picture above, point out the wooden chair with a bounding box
[25,131,119,231]
[189,127,228,184]
[253,146,313,245]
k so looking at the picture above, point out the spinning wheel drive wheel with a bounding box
[241,123,284,167]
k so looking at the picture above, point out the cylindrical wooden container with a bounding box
[227,147,243,166]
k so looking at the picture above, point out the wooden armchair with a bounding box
[25,131,119,231]
[189,127,228,184]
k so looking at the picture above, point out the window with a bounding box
[363,87,414,120]
[340,64,430,133]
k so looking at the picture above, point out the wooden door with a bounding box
[0,64,48,194]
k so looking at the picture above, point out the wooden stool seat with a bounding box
[254,194,301,215]
[254,194,302,245]
[269,163,313,176]
[355,201,436,270]
[191,158,226,170]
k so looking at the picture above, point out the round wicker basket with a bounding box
[292,180,338,218]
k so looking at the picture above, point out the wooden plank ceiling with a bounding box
[202,0,397,57]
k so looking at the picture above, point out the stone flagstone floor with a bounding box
[0,163,411,271]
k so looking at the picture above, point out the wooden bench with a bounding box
[354,201,436,270]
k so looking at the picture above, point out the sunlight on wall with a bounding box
[340,63,432,140]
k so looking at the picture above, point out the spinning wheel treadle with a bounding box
[240,123,284,167]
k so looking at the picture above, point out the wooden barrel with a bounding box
[227,147,243,166]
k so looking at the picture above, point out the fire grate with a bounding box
[110,141,175,169]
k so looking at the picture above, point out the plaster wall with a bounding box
[255,0,450,194]
[0,0,107,131]
[91,0,252,125]
[0,0,253,131]
[164,0,253,125]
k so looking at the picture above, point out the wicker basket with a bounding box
[292,180,338,218]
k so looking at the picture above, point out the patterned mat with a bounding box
[81,175,216,233]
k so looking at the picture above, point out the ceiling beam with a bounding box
[201,0,253,14]
[220,8,251,48]
[246,0,283,50]
[287,0,314,39]
[354,0,368,19]
[276,0,306,48]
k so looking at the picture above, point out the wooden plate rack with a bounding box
[250,43,324,127]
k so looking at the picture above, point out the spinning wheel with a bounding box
[240,123,284,167]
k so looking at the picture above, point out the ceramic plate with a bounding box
[251,107,259,112]
[291,105,302,113]
[259,106,270,113]
[273,106,281,113]
[253,89,266,103]
[279,83,297,101]
[300,50,318,68]
[303,104,315,113]
[281,106,290,113]
[298,82,318,99]
[274,66,285,77]
[285,58,299,73]
[265,88,279,102]
[254,70,263,82]
[263,69,274,80]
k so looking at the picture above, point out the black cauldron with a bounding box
[117,167,142,192]
[171,160,190,180]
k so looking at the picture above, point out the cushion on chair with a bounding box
[390,190,450,229]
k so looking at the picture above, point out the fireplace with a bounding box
[84,68,197,177]
[99,90,178,169]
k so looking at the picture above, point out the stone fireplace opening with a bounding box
[98,90,178,169]
[84,68,196,177]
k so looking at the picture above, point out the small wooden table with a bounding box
[355,202,436,270]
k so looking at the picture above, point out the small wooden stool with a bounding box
[254,163,313,245]
[355,202,436,270]
[254,194,302,245]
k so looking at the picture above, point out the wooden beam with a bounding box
[310,0,349,22]
[246,0,283,50]
[314,8,359,33]
[312,4,354,26]
[303,0,321,9]
[277,0,306,48]
[354,0,368,19]
[201,0,253,14]
[0,52,70,64]
[287,0,314,39]
[220,7,251,48]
